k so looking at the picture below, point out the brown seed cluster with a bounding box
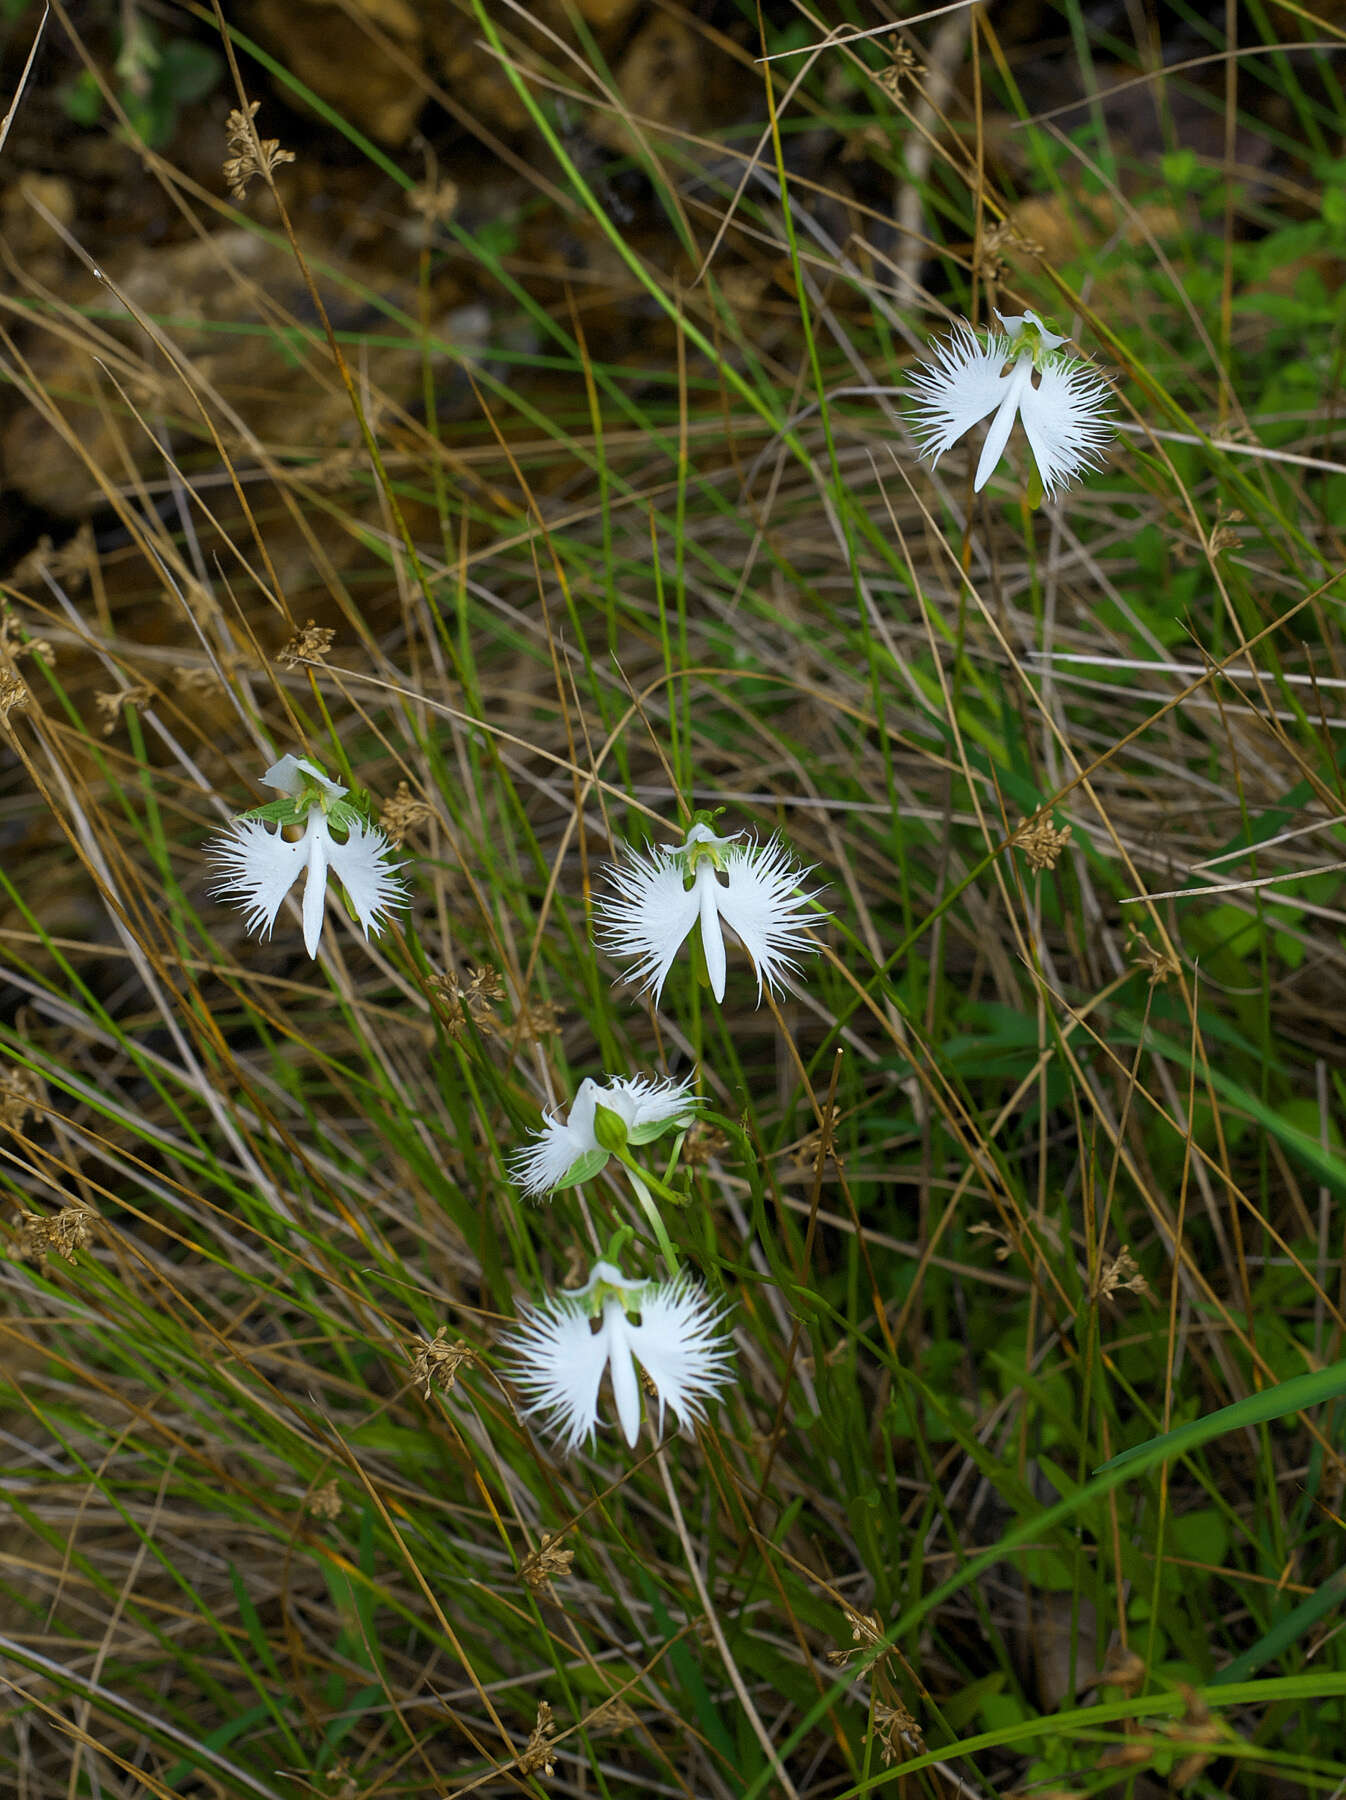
[95,684,153,734]
[379,780,433,845]
[518,1700,557,1777]
[1095,1245,1154,1304]
[1129,929,1181,985]
[431,965,505,1036]
[1014,813,1073,872]
[519,1532,575,1589]
[0,670,30,721]
[0,1066,44,1132]
[19,1205,95,1264]
[0,609,53,664]
[307,1479,343,1522]
[276,622,335,671]
[223,103,296,201]
[874,1698,923,1764]
[408,1329,477,1400]
[827,1607,886,1665]
[11,522,93,591]
[407,178,460,227]
[873,44,923,98]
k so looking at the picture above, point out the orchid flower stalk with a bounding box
[906,310,1116,499]
[208,753,407,958]
[502,1259,733,1453]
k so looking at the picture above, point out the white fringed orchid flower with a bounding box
[596,819,824,1007]
[502,1259,733,1452]
[208,753,407,958]
[906,310,1115,498]
[510,1073,698,1197]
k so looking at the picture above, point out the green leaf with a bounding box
[1099,1358,1346,1474]
[63,69,103,127]
[552,1147,609,1191]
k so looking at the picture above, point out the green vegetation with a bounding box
[1,1,1345,1794]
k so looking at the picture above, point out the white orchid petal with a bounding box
[1017,357,1115,497]
[504,1299,610,1453]
[617,1073,699,1132]
[261,753,347,800]
[207,816,310,940]
[301,823,329,959]
[973,362,1032,491]
[595,847,701,1003]
[566,1079,601,1142]
[603,1303,643,1446]
[905,324,1014,462]
[996,308,1068,351]
[696,865,728,1002]
[508,1113,594,1196]
[715,838,823,1003]
[629,1277,734,1438]
[575,1260,646,1301]
[325,819,407,940]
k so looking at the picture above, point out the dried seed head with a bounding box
[518,1700,556,1778]
[0,1066,44,1132]
[680,1120,729,1166]
[409,1329,477,1401]
[1166,1685,1226,1785]
[508,998,564,1043]
[379,780,433,846]
[981,218,1044,283]
[430,965,503,1037]
[11,523,94,591]
[827,1608,886,1665]
[588,1696,637,1735]
[1014,814,1072,872]
[94,684,152,734]
[519,1531,574,1589]
[172,665,221,695]
[1095,1246,1154,1305]
[19,1206,95,1264]
[0,609,53,663]
[223,102,295,200]
[307,1479,343,1522]
[0,671,30,721]
[407,178,459,226]
[874,43,923,98]
[324,1761,358,1800]
[276,622,335,671]
[1128,928,1181,985]
[789,1127,845,1174]
[874,1698,923,1764]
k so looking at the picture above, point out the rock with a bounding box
[425,1,641,138]
[0,174,77,292]
[242,0,425,146]
[573,0,643,27]
[603,14,710,142]
[0,229,445,517]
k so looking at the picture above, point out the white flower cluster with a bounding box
[212,305,1117,1450]
[210,761,831,1457]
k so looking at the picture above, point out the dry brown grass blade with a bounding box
[0,3,47,159]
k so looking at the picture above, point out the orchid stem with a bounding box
[624,1165,680,1274]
